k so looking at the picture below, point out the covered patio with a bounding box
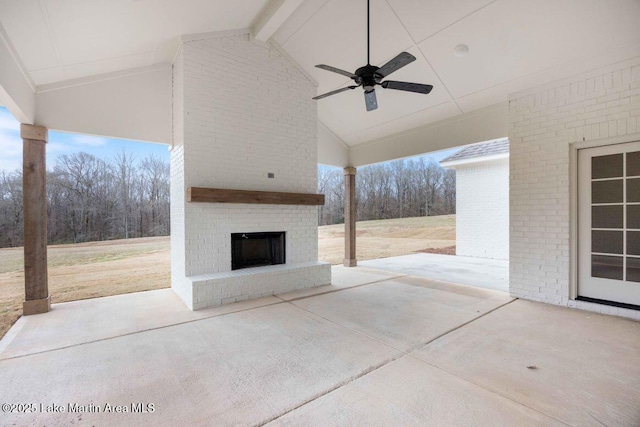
[1,0,639,315]
[1,0,640,424]
[1,265,638,425]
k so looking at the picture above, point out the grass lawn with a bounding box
[0,237,171,340]
[318,214,455,264]
[0,215,455,338]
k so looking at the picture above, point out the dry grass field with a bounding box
[0,215,455,338]
[318,214,455,264]
[0,237,171,340]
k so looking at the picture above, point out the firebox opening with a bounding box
[231,232,286,270]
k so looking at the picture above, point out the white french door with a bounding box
[578,140,640,307]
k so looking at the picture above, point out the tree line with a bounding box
[0,151,170,248]
[0,152,455,248]
[318,157,456,226]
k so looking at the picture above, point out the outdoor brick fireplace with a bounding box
[169,32,331,310]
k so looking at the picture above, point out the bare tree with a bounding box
[317,156,456,226]
[113,150,136,239]
[0,150,453,246]
[0,170,23,247]
[0,151,172,248]
[53,153,111,242]
[140,154,170,236]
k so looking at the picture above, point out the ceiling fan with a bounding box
[312,0,433,111]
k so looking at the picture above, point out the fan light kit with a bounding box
[312,0,433,111]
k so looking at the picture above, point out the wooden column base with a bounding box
[343,259,357,267]
[23,295,50,315]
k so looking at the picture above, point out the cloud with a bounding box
[0,158,21,173]
[0,109,75,171]
[47,142,70,153]
[0,129,22,172]
[0,108,22,171]
[0,110,20,132]
[71,135,108,147]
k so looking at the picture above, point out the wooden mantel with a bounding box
[187,187,325,206]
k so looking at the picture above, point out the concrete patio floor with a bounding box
[1,266,638,426]
[361,253,509,292]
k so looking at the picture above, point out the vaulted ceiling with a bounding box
[0,0,269,83]
[1,0,639,149]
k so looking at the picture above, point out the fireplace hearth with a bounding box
[231,232,285,270]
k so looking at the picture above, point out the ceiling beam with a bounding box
[349,102,508,167]
[253,0,304,42]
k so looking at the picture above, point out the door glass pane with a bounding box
[628,205,640,229]
[628,178,640,203]
[587,148,640,289]
[592,180,623,203]
[592,154,623,179]
[592,230,623,254]
[592,255,623,280]
[627,258,640,283]
[627,151,640,177]
[592,205,623,229]
[628,231,640,256]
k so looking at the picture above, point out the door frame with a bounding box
[569,134,640,302]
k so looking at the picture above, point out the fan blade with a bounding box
[364,90,378,111]
[381,80,433,94]
[313,85,358,100]
[315,64,358,80]
[376,52,416,78]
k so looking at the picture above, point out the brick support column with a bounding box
[21,124,50,315]
[344,167,357,267]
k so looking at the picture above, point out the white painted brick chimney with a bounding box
[171,32,330,310]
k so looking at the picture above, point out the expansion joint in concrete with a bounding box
[265,297,522,426]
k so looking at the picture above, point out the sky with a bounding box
[0,106,169,173]
[0,106,459,173]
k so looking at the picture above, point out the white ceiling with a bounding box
[1,0,639,147]
[274,0,640,145]
[0,0,269,83]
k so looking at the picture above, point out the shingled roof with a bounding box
[440,138,509,164]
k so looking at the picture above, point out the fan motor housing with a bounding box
[355,64,382,91]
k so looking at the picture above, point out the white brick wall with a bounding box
[455,158,509,260]
[171,33,330,309]
[190,262,331,310]
[170,47,191,307]
[509,56,640,318]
